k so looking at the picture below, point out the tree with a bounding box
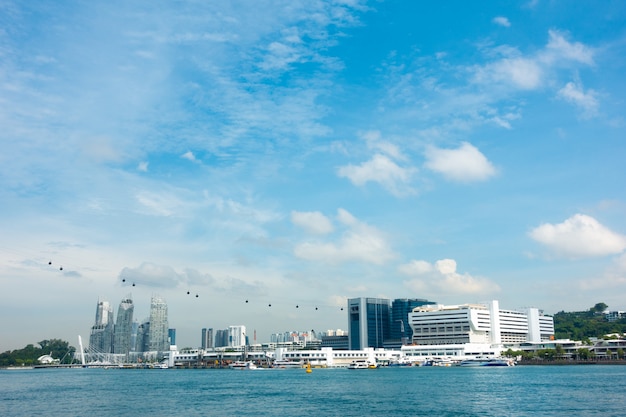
[555,344,565,359]
[577,348,591,360]
[591,303,608,314]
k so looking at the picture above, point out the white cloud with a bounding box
[557,81,599,117]
[424,142,496,182]
[337,153,416,196]
[544,30,594,65]
[294,208,395,265]
[291,211,334,235]
[399,258,500,295]
[492,16,511,27]
[135,190,182,217]
[529,214,626,258]
[118,262,181,288]
[118,263,214,289]
[181,151,199,163]
[472,30,593,92]
[137,161,149,172]
[478,57,543,90]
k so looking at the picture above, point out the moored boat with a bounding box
[458,357,515,367]
[229,360,258,370]
[272,359,304,369]
[347,359,378,369]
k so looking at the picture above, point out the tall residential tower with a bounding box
[113,295,134,355]
[148,295,169,352]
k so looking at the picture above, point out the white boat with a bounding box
[422,358,456,367]
[347,359,378,369]
[388,356,415,367]
[458,357,515,367]
[229,360,258,370]
[272,359,304,369]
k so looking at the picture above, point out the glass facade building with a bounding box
[348,298,391,350]
[89,300,114,353]
[148,295,169,352]
[113,295,134,355]
[390,298,436,344]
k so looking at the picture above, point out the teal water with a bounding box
[1,365,625,416]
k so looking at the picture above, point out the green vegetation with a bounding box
[0,339,75,367]
[553,302,626,340]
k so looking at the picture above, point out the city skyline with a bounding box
[2,1,626,352]
[84,295,558,352]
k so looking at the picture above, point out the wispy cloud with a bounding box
[472,30,594,92]
[337,131,417,196]
[291,211,334,235]
[294,208,395,265]
[543,30,594,66]
[557,81,599,117]
[492,16,511,27]
[118,262,214,288]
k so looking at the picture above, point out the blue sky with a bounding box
[1,0,625,352]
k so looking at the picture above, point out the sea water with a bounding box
[1,365,625,416]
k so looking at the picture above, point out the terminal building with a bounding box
[407,300,554,346]
[401,300,555,359]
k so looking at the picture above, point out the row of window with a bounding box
[414,325,471,333]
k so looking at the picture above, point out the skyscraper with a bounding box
[136,319,150,353]
[347,298,391,350]
[148,295,169,352]
[113,295,134,355]
[89,299,114,353]
[201,328,213,349]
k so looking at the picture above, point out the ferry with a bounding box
[458,357,515,367]
[347,359,378,369]
[229,360,258,370]
[271,359,304,369]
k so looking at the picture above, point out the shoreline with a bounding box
[518,359,626,365]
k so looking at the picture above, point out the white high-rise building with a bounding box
[228,325,246,347]
[408,300,554,346]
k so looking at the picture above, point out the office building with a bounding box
[390,298,436,345]
[348,298,391,350]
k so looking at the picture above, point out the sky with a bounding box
[1,0,625,352]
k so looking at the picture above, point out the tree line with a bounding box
[0,339,75,367]
[553,302,626,341]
